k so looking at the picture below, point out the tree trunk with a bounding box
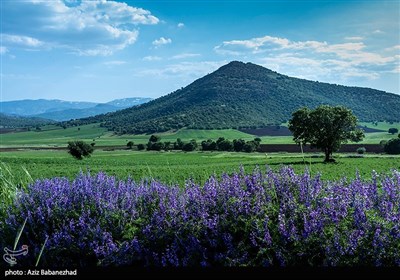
[324,148,335,163]
[324,149,330,162]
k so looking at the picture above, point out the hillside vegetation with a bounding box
[0,113,53,128]
[65,61,400,134]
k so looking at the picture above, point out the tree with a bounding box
[288,105,364,162]
[149,135,161,143]
[67,140,94,160]
[217,139,233,151]
[137,144,145,151]
[233,139,246,152]
[127,141,134,149]
[388,128,399,135]
[243,141,257,153]
[174,138,184,150]
[384,138,400,155]
[201,139,217,151]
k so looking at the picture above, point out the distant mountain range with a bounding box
[68,61,400,134]
[0,97,153,122]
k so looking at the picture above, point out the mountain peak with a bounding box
[70,61,400,134]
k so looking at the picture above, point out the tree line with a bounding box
[143,135,262,153]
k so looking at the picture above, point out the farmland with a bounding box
[1,150,399,186]
[1,121,399,148]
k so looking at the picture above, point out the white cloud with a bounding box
[372,29,384,34]
[103,60,127,65]
[152,37,172,47]
[143,55,162,61]
[2,34,44,47]
[2,0,159,56]
[136,61,226,78]
[0,46,8,55]
[384,45,400,52]
[344,36,364,41]
[177,23,185,28]
[170,53,200,60]
[215,34,399,85]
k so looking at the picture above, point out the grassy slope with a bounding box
[1,150,399,186]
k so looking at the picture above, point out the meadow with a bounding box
[1,121,398,148]
[1,150,399,186]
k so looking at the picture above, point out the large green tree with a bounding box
[67,140,94,160]
[288,105,364,162]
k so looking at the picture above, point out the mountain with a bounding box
[66,61,400,134]
[0,99,97,116]
[0,97,153,121]
[0,113,53,128]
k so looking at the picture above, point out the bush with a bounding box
[3,167,400,267]
[127,141,134,149]
[379,140,388,147]
[67,140,94,160]
[137,144,145,151]
[388,128,399,135]
[201,139,217,151]
[384,138,400,155]
[182,140,197,152]
[356,147,366,154]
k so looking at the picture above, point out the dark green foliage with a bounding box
[149,135,160,143]
[147,135,164,151]
[384,138,400,154]
[289,105,365,162]
[380,140,388,147]
[242,141,257,153]
[0,113,53,128]
[182,140,198,152]
[163,141,171,151]
[388,128,399,135]
[216,138,233,151]
[173,138,184,150]
[67,140,94,160]
[201,139,217,151]
[65,61,400,134]
[233,139,246,152]
[137,144,145,151]
[127,141,134,149]
[356,147,366,154]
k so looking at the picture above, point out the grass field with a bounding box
[1,150,399,186]
[1,121,399,148]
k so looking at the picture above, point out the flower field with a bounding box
[2,166,399,267]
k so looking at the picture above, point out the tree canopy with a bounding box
[288,105,364,162]
[67,140,94,160]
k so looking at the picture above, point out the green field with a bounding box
[1,121,399,148]
[1,150,399,186]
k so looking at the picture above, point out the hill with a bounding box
[0,97,153,121]
[66,61,400,134]
[0,113,53,128]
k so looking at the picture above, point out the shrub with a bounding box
[3,167,400,267]
[388,128,399,135]
[67,140,94,160]
[137,144,145,151]
[356,147,366,154]
[384,138,400,155]
[182,140,197,152]
[127,141,134,149]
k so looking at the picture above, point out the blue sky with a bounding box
[1,0,399,102]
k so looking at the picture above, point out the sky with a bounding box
[1,0,399,102]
